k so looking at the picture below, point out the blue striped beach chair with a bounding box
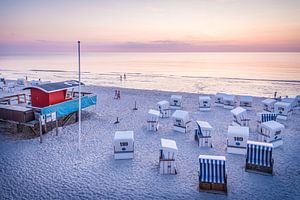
[198,155,227,194]
[246,141,274,175]
[257,113,277,133]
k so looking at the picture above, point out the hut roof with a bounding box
[23,80,84,93]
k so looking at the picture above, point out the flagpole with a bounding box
[78,41,81,151]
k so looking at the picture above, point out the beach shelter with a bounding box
[227,126,249,155]
[172,110,191,133]
[274,101,292,120]
[295,96,300,113]
[223,94,236,109]
[195,120,213,147]
[262,98,276,112]
[260,120,284,148]
[159,138,178,174]
[147,109,160,131]
[16,78,26,86]
[282,97,297,109]
[198,155,227,193]
[296,96,300,108]
[23,80,83,108]
[230,107,250,127]
[256,112,277,133]
[240,96,253,110]
[114,131,134,159]
[157,100,171,118]
[246,140,274,175]
[199,96,211,111]
[170,95,182,109]
[215,93,226,106]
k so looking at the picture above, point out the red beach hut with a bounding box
[24,80,84,108]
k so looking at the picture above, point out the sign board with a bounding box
[51,112,56,121]
[40,115,46,125]
[46,113,52,123]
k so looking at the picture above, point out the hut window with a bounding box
[234,136,243,141]
[203,101,208,104]
[275,131,281,135]
[120,142,128,146]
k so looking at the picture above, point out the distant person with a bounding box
[124,73,126,80]
[25,76,28,81]
[274,92,277,99]
[117,90,121,99]
[120,75,122,81]
[114,90,118,99]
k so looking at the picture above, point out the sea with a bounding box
[0,52,299,97]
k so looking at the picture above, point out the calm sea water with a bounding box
[0,52,299,97]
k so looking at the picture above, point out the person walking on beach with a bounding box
[117,90,121,99]
[124,73,126,80]
[120,75,122,81]
[114,90,118,99]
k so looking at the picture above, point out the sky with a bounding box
[0,0,300,53]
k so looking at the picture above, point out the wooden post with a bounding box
[133,101,138,110]
[39,116,43,143]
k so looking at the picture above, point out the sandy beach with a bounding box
[0,85,299,199]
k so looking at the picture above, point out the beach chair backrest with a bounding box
[246,141,273,167]
[261,113,277,123]
[199,155,226,184]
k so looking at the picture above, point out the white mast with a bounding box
[78,41,81,151]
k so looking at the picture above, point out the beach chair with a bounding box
[147,109,160,131]
[239,96,253,110]
[230,107,250,127]
[198,155,227,194]
[227,126,249,155]
[259,120,284,148]
[245,141,274,175]
[170,95,182,110]
[114,131,134,159]
[195,120,213,147]
[274,101,292,120]
[215,93,226,106]
[172,110,191,133]
[157,100,171,118]
[199,96,211,111]
[159,139,178,174]
[257,112,277,133]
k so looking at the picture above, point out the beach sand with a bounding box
[0,85,299,199]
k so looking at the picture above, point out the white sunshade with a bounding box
[172,110,189,121]
[171,95,182,100]
[216,93,227,97]
[161,138,178,152]
[262,98,276,105]
[196,120,212,130]
[228,126,249,136]
[157,100,169,107]
[261,120,284,131]
[240,96,253,102]
[114,131,134,141]
[199,96,210,101]
[282,97,295,104]
[223,94,235,102]
[275,101,291,108]
[230,106,246,116]
[148,109,160,117]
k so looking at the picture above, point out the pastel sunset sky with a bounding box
[1,0,300,53]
